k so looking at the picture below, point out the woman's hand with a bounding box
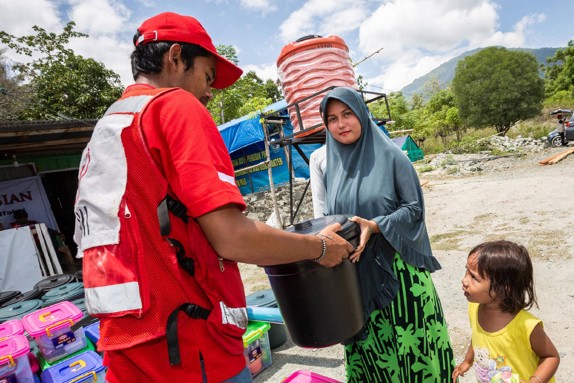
[348,216,378,263]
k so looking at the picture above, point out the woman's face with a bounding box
[325,99,362,145]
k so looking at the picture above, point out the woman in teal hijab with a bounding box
[320,87,455,382]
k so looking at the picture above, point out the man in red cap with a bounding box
[73,12,352,383]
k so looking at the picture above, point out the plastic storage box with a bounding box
[83,321,100,345]
[282,370,342,383]
[243,321,272,377]
[38,338,95,371]
[0,334,34,383]
[0,319,24,339]
[21,301,86,364]
[40,350,105,383]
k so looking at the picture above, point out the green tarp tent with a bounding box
[391,135,424,162]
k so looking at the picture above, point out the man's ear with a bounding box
[167,44,182,68]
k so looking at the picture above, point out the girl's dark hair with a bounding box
[469,240,537,313]
[130,31,212,81]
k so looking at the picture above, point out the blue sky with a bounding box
[1,0,573,94]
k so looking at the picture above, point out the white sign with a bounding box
[0,176,58,231]
[0,226,43,292]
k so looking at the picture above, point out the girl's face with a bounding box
[325,99,362,145]
[461,253,494,304]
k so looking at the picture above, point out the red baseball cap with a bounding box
[135,12,243,89]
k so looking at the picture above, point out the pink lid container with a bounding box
[0,320,24,339]
[21,301,82,338]
[283,370,342,383]
[0,335,30,361]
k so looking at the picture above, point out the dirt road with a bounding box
[240,148,574,382]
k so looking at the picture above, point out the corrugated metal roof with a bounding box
[0,119,97,157]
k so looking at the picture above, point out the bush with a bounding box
[450,135,493,154]
[507,122,554,140]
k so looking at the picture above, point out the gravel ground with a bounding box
[240,146,574,383]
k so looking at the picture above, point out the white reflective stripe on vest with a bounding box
[85,282,143,314]
[105,95,154,115]
[218,171,236,186]
[220,302,248,329]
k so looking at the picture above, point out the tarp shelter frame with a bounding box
[260,86,392,225]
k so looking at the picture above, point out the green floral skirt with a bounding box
[344,254,455,383]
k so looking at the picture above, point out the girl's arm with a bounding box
[452,341,474,383]
[528,323,560,383]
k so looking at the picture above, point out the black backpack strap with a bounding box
[167,238,195,275]
[158,194,195,276]
[166,303,211,365]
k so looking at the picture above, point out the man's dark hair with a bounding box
[469,240,537,313]
[130,31,212,80]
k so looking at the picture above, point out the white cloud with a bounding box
[474,13,546,48]
[279,0,367,43]
[356,0,544,91]
[65,0,135,84]
[0,0,135,85]
[242,62,278,82]
[0,0,61,36]
[67,0,132,36]
[0,1,63,68]
[365,51,459,92]
[241,0,277,12]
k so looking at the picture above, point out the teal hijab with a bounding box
[320,87,440,338]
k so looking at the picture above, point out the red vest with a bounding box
[75,86,247,380]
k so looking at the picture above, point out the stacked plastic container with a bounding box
[21,301,86,365]
[40,350,105,383]
[243,321,272,377]
[83,322,100,348]
[0,334,34,383]
[277,35,358,137]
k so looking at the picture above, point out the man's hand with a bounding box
[316,223,354,267]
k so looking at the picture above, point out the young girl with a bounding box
[452,240,559,383]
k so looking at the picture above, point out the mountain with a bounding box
[400,47,559,98]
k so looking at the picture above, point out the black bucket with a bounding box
[34,274,75,292]
[264,215,365,348]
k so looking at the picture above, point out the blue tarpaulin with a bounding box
[218,100,320,195]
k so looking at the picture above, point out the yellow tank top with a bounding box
[468,302,556,383]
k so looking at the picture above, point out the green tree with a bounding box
[0,50,32,120]
[543,40,574,105]
[452,47,544,136]
[424,88,463,146]
[0,22,123,120]
[208,45,282,124]
[544,40,574,94]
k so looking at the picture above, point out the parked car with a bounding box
[548,108,574,147]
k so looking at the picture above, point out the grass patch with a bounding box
[518,216,530,225]
[446,166,459,175]
[430,230,468,251]
[418,165,435,173]
[473,213,497,224]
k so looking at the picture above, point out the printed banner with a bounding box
[0,176,59,231]
[232,143,290,195]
